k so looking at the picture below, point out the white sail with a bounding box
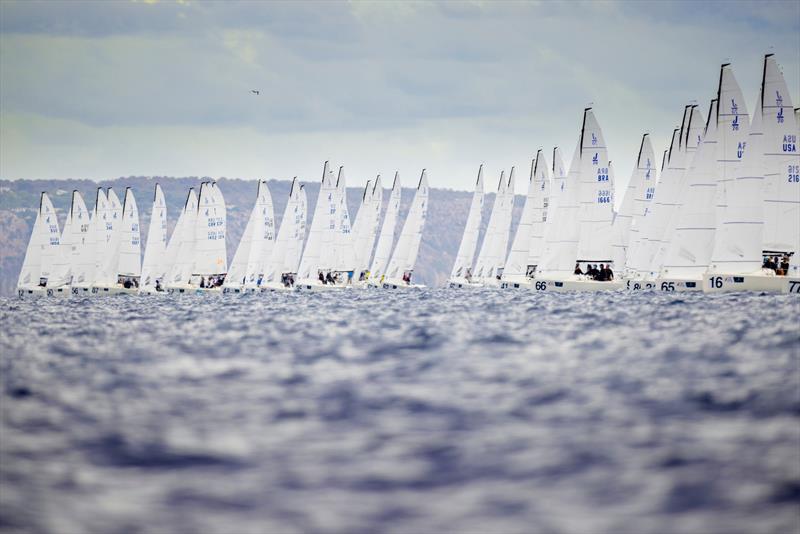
[626,125,683,278]
[385,170,429,281]
[761,54,799,257]
[331,167,357,273]
[660,100,720,279]
[611,134,656,270]
[449,166,485,280]
[370,172,401,281]
[505,155,548,280]
[541,147,568,246]
[649,105,706,275]
[267,178,306,282]
[790,108,800,278]
[473,170,512,280]
[353,176,383,277]
[49,191,91,289]
[193,182,227,277]
[94,188,123,286]
[167,188,199,286]
[225,180,273,288]
[575,108,615,264]
[538,140,582,279]
[140,184,168,291]
[298,162,337,281]
[708,63,760,275]
[17,192,60,289]
[116,188,141,279]
[72,189,106,287]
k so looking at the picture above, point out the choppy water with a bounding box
[1,290,799,534]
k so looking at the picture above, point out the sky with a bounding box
[1,0,798,194]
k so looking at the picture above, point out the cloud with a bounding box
[1,0,798,192]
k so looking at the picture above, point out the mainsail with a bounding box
[370,172,401,281]
[17,192,60,289]
[141,184,168,291]
[385,170,429,281]
[449,165,484,280]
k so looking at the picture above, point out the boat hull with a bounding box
[44,286,72,298]
[91,286,139,296]
[448,279,484,289]
[623,279,657,291]
[532,278,625,292]
[500,279,534,289]
[785,277,800,295]
[381,279,425,289]
[17,287,46,298]
[295,282,349,292]
[702,273,784,294]
[653,278,703,292]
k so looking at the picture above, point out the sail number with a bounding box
[708,276,723,289]
[784,134,797,153]
[788,165,799,183]
[789,281,800,294]
[596,168,609,182]
[534,281,547,291]
[597,190,612,204]
[660,282,675,292]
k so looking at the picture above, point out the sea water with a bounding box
[1,290,798,533]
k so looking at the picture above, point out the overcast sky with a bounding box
[1,0,798,193]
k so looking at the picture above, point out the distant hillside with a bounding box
[0,177,524,295]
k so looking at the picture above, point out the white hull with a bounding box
[653,278,703,292]
[623,279,657,291]
[532,278,625,292]
[91,286,139,296]
[295,281,350,292]
[448,279,484,289]
[17,287,46,298]
[46,286,72,298]
[167,286,223,295]
[703,273,784,294]
[500,279,534,289]
[381,279,425,289]
[784,278,800,295]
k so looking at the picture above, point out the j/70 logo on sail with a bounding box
[776,91,784,123]
[731,99,739,131]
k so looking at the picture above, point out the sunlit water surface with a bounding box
[1,290,799,534]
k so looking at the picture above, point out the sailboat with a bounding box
[17,192,61,297]
[223,180,275,293]
[92,188,141,294]
[140,184,168,294]
[609,134,656,290]
[536,108,621,291]
[382,169,429,288]
[472,168,515,286]
[262,178,307,290]
[656,100,720,291]
[502,152,550,288]
[351,176,383,284]
[163,188,196,292]
[330,166,359,285]
[297,161,341,290]
[368,172,401,285]
[448,165,485,288]
[705,57,797,293]
[45,190,91,297]
[189,181,228,293]
[71,188,106,295]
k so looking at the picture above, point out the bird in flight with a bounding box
[251,90,260,95]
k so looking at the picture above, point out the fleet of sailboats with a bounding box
[15,54,799,296]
